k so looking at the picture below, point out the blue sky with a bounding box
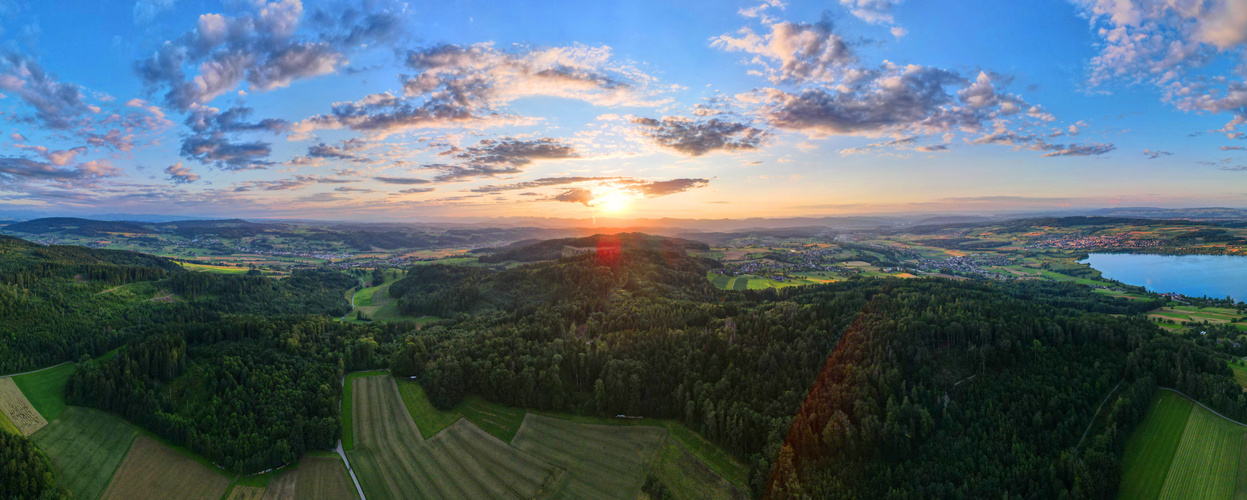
[1,0,1246,220]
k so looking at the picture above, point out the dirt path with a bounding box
[96,285,124,295]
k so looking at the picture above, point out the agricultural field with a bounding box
[1233,363,1247,390]
[1149,306,1247,325]
[1118,390,1247,500]
[225,485,266,500]
[395,378,526,441]
[0,377,47,435]
[12,362,77,420]
[101,435,230,500]
[511,414,667,499]
[648,438,748,500]
[0,404,18,434]
[731,277,749,290]
[178,261,251,274]
[340,370,389,450]
[343,270,413,323]
[395,378,460,438]
[30,407,139,500]
[347,375,564,500]
[1156,403,1245,499]
[260,454,359,500]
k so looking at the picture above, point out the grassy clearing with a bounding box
[0,377,47,435]
[341,370,388,450]
[394,378,541,442]
[178,261,250,274]
[1233,364,1247,390]
[101,435,230,500]
[457,396,527,442]
[530,412,750,490]
[263,454,359,500]
[343,272,413,323]
[0,404,18,435]
[13,362,76,421]
[1157,403,1245,499]
[1118,392,1193,499]
[348,375,563,500]
[649,438,748,500]
[395,378,460,438]
[31,407,139,500]
[511,413,667,499]
[731,277,749,290]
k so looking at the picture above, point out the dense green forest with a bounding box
[0,432,67,499]
[3,233,1246,498]
[0,233,353,374]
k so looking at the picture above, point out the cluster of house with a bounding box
[914,255,1012,277]
[1024,233,1164,250]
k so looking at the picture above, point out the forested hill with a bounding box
[389,239,719,317]
[475,232,710,263]
[0,236,353,373]
[3,217,154,236]
[0,234,180,283]
[387,239,1238,497]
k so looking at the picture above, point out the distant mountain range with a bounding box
[2,207,1245,235]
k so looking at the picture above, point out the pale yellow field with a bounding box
[0,377,46,435]
[228,486,266,500]
[262,455,358,500]
[101,436,229,500]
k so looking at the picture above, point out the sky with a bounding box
[2,0,1247,221]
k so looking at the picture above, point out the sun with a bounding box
[595,190,631,213]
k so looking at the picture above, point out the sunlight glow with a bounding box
[595,190,632,213]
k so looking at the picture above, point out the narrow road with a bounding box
[339,288,359,321]
[336,440,367,500]
[1074,380,1122,452]
[0,361,72,379]
[338,371,367,500]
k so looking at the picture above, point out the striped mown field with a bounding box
[262,454,359,500]
[30,407,138,500]
[511,414,667,500]
[101,435,230,500]
[347,375,563,500]
[1118,392,1193,499]
[1118,390,1247,500]
[225,485,265,500]
[1156,404,1245,500]
[0,377,46,435]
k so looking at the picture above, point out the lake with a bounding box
[1082,253,1247,302]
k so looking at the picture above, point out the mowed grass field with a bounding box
[31,407,139,500]
[101,435,230,500]
[179,261,250,274]
[348,375,564,500]
[261,454,359,500]
[648,438,748,500]
[0,376,47,435]
[344,273,412,323]
[511,414,667,500]
[395,378,526,441]
[1119,390,1247,500]
[13,362,77,420]
[341,370,389,450]
[1157,404,1246,500]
